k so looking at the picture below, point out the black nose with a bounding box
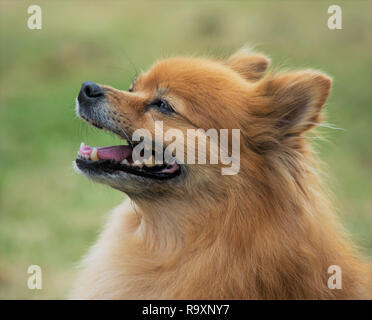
[78,81,104,103]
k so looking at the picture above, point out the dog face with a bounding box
[74,50,331,201]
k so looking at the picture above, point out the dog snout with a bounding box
[78,81,104,104]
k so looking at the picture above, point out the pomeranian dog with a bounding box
[71,49,371,299]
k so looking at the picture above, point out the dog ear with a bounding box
[261,70,332,137]
[226,49,270,81]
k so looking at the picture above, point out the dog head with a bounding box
[74,49,331,202]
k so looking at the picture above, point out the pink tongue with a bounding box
[79,145,132,162]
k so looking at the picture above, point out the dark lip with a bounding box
[75,158,181,180]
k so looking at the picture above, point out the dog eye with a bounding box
[149,99,175,114]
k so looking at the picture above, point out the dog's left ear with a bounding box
[226,50,270,81]
[258,70,332,137]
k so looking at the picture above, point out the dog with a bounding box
[71,49,371,299]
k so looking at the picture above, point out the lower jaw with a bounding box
[75,158,181,180]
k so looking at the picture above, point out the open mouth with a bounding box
[75,84,181,180]
[75,141,181,180]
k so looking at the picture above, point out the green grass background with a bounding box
[0,0,371,299]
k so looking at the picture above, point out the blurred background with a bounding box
[0,0,371,299]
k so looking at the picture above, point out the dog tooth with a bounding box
[80,142,85,149]
[133,160,143,168]
[143,155,156,167]
[121,159,129,165]
[90,148,99,162]
[145,163,156,168]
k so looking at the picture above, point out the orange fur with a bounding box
[70,50,371,299]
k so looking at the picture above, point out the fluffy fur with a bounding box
[70,49,371,299]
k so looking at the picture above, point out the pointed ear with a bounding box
[261,70,332,137]
[226,49,270,81]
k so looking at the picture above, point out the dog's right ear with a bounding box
[226,49,270,81]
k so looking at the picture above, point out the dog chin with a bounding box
[73,160,185,198]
